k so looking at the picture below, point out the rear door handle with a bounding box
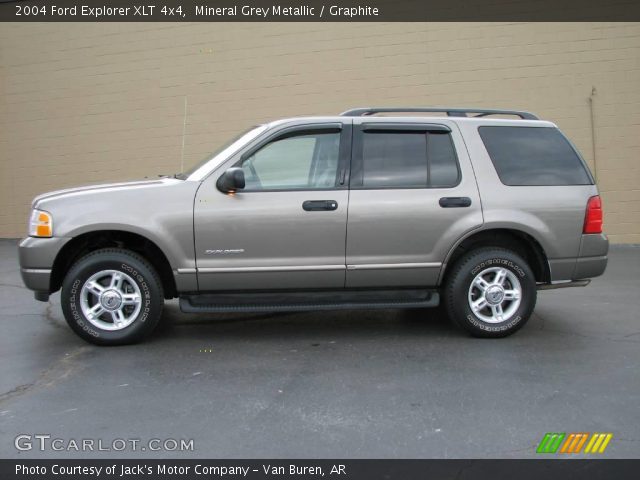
[439,197,472,208]
[302,200,338,211]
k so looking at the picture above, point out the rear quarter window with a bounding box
[478,126,593,186]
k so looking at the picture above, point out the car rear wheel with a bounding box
[61,248,163,345]
[444,247,536,337]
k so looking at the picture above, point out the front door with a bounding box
[194,122,351,291]
[345,121,483,287]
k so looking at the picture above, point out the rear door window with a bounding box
[479,126,592,186]
[356,129,460,188]
[361,132,427,188]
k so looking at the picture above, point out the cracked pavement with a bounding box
[0,239,638,458]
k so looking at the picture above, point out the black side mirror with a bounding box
[216,168,245,193]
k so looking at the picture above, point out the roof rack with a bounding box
[340,107,539,120]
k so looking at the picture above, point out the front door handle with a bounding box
[302,200,338,211]
[439,197,472,208]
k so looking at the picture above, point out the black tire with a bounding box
[61,248,163,345]
[444,247,536,338]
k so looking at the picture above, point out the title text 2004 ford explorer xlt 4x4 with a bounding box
[19,107,608,345]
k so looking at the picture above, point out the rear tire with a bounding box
[444,247,536,338]
[61,248,163,345]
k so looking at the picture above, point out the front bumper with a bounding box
[18,236,71,296]
[20,267,52,293]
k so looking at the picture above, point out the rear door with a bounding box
[194,122,351,291]
[345,120,483,287]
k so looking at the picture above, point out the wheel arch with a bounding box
[439,227,550,285]
[50,230,177,299]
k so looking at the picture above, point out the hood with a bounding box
[32,178,178,208]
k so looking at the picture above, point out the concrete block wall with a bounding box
[1,22,639,242]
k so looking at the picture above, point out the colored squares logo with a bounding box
[537,433,565,453]
[584,433,613,454]
[560,433,589,453]
[537,432,613,454]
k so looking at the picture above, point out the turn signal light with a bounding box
[583,195,603,234]
[29,209,53,238]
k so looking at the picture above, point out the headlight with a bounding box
[29,209,53,237]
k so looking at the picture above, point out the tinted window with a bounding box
[479,126,592,186]
[428,132,460,187]
[241,130,340,190]
[362,132,427,188]
[361,131,459,188]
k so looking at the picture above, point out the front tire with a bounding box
[444,247,536,338]
[61,248,163,345]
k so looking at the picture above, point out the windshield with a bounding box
[181,124,269,179]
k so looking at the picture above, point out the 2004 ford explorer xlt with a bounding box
[19,107,608,345]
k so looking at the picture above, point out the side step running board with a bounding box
[179,290,440,313]
[537,279,590,290]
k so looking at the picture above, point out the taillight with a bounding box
[583,195,603,234]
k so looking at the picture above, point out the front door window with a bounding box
[240,130,341,190]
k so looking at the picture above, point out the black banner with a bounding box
[1,0,640,22]
[2,459,640,480]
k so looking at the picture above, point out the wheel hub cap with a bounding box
[100,289,123,311]
[485,285,505,305]
[467,266,523,324]
[79,270,142,331]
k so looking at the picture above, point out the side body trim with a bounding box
[198,265,345,273]
[346,262,442,271]
[194,263,442,274]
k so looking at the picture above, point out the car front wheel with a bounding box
[61,248,163,345]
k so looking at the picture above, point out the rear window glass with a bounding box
[479,126,592,186]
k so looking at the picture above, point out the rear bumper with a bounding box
[18,236,71,296]
[573,255,608,279]
[547,233,608,282]
[574,233,608,279]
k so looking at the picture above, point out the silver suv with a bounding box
[19,107,608,345]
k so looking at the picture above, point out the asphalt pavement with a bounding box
[0,239,638,459]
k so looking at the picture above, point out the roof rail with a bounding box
[340,107,539,120]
